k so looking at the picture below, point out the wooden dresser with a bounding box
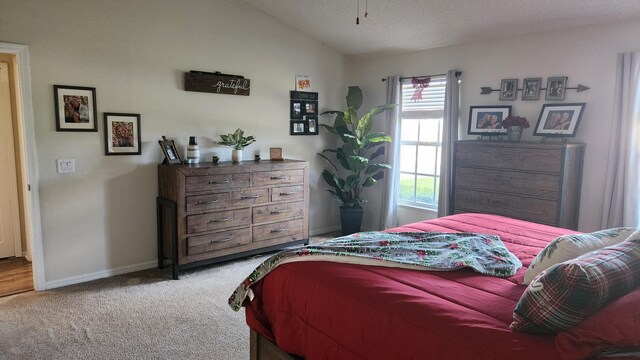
[453,141,585,229]
[157,160,309,279]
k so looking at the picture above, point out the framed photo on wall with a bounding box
[545,76,568,100]
[522,78,542,100]
[53,85,98,132]
[533,103,585,137]
[291,120,306,135]
[499,79,518,101]
[104,113,141,155]
[467,105,511,135]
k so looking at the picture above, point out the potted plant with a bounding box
[218,128,256,162]
[501,116,530,142]
[319,86,395,235]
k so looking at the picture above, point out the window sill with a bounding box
[398,203,437,213]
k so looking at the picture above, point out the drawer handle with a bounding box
[209,217,230,223]
[270,227,288,233]
[270,209,288,215]
[241,194,260,199]
[197,200,218,205]
[270,175,288,180]
[209,179,230,184]
[209,237,231,244]
[279,191,296,196]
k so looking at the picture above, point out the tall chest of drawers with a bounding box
[157,160,309,279]
[453,141,585,229]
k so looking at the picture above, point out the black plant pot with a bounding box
[340,206,363,235]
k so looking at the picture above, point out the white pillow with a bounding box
[523,227,637,284]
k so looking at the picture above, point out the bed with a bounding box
[232,213,640,360]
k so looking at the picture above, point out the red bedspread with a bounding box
[245,213,580,359]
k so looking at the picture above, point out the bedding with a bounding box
[236,213,636,359]
[229,231,522,311]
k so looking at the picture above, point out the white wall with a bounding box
[348,18,640,232]
[0,0,344,286]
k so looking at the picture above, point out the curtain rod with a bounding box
[381,71,461,82]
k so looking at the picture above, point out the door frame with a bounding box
[0,43,45,291]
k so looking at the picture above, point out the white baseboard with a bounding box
[310,225,341,237]
[44,260,157,290]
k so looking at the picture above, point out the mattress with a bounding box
[244,213,581,359]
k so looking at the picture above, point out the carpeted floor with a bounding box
[0,230,340,360]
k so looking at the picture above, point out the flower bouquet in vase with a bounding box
[502,116,530,142]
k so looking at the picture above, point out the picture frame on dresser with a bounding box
[467,105,511,135]
[158,136,182,164]
[533,103,585,137]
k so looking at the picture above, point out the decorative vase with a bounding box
[340,206,363,235]
[507,126,523,142]
[232,149,243,163]
[186,136,200,163]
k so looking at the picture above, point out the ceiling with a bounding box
[242,0,640,57]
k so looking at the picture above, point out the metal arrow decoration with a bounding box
[480,84,590,95]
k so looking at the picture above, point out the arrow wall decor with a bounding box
[480,84,589,94]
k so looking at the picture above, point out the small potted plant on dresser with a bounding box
[218,128,256,162]
[502,115,530,142]
[319,86,395,235]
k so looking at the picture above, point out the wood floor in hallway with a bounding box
[0,257,32,297]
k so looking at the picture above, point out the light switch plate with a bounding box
[56,159,76,173]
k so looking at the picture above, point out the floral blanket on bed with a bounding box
[228,231,522,311]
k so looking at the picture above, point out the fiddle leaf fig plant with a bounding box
[318,86,396,208]
[218,128,256,150]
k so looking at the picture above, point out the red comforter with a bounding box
[245,213,581,359]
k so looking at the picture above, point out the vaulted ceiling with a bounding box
[243,0,640,57]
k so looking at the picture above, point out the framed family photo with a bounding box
[522,78,541,100]
[104,113,141,155]
[53,85,98,132]
[468,105,511,135]
[545,76,568,100]
[533,103,585,137]
[158,136,181,164]
[499,79,518,101]
[290,99,318,120]
[291,121,305,135]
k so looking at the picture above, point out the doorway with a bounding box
[0,54,33,296]
[0,43,44,293]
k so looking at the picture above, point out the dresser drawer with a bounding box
[231,188,269,206]
[187,228,251,255]
[454,167,560,199]
[271,185,304,202]
[456,145,562,173]
[253,219,304,242]
[185,173,250,193]
[252,201,305,224]
[186,208,251,233]
[252,170,304,187]
[454,189,558,225]
[185,193,231,212]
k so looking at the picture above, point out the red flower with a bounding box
[243,278,252,287]
[449,243,459,250]
[379,240,390,246]
[502,115,530,129]
[484,238,492,244]
[298,249,311,256]
[416,250,426,259]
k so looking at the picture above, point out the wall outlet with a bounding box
[56,159,76,173]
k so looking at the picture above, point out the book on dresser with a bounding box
[452,141,585,230]
[157,159,309,279]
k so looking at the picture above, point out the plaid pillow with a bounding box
[523,227,637,285]
[510,237,640,335]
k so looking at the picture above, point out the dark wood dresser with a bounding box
[453,141,585,229]
[157,160,309,279]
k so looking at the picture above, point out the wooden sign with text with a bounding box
[184,71,251,96]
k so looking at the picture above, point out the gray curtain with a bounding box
[437,70,461,217]
[379,75,402,229]
[601,52,640,228]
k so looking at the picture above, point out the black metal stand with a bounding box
[540,136,568,143]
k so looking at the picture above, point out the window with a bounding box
[398,75,446,209]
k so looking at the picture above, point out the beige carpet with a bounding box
[0,253,272,360]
